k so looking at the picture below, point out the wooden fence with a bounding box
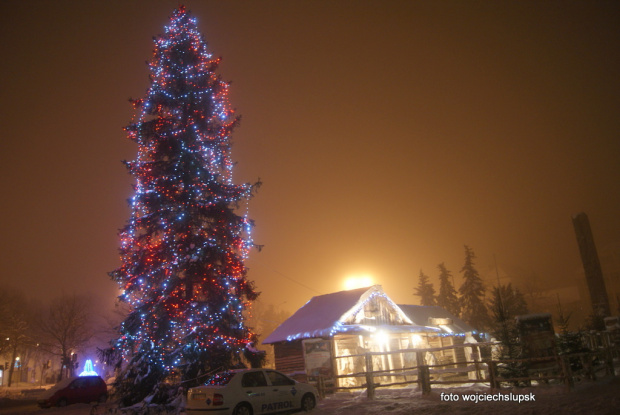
[314,342,617,399]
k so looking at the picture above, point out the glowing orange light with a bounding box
[343,274,374,290]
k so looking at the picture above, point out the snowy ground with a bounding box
[311,376,620,415]
[1,377,620,414]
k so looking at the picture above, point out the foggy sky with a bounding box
[1,0,619,319]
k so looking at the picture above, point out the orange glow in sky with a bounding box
[1,1,619,325]
[343,275,374,291]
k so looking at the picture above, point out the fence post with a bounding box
[605,348,615,376]
[486,360,498,390]
[420,365,431,395]
[317,375,325,399]
[473,346,482,380]
[474,360,481,381]
[365,353,375,400]
[416,350,431,395]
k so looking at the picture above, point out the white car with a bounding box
[186,368,318,415]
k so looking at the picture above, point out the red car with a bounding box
[37,375,107,407]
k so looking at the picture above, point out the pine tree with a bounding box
[414,270,436,306]
[488,283,528,321]
[436,262,460,316]
[109,7,259,404]
[488,284,527,383]
[556,310,589,371]
[458,245,489,331]
[583,312,606,331]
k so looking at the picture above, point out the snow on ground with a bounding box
[2,378,620,414]
[0,402,95,415]
[312,377,620,415]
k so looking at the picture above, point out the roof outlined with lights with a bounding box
[263,285,442,344]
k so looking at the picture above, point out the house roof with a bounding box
[397,304,475,334]
[263,285,437,344]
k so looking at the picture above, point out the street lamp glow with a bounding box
[343,275,374,290]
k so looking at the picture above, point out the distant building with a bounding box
[515,313,557,371]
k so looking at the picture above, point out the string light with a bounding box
[110,6,258,380]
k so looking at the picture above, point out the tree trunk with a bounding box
[7,344,17,387]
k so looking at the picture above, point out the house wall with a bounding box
[428,335,463,367]
[332,332,434,388]
[350,295,407,326]
[332,335,365,388]
[453,336,467,366]
[273,332,473,391]
[273,340,305,376]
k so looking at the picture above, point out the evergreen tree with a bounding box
[436,262,460,316]
[556,310,589,371]
[458,245,489,331]
[109,7,259,405]
[583,312,606,331]
[414,270,436,306]
[488,284,527,383]
[488,283,528,320]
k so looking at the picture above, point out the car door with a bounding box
[263,370,298,413]
[240,371,270,414]
[68,378,86,404]
[84,377,100,403]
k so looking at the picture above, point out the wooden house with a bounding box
[398,304,478,369]
[263,285,476,388]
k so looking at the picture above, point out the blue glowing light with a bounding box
[79,359,98,377]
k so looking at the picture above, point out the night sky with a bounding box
[1,0,619,320]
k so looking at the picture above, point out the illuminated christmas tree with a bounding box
[109,6,259,404]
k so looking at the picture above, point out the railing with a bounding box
[314,343,618,399]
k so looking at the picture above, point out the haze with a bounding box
[1,1,618,325]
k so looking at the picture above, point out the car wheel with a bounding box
[233,402,253,415]
[301,393,316,412]
[58,398,68,407]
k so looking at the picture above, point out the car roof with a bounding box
[222,368,271,374]
[205,368,279,379]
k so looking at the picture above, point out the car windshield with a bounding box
[48,377,76,392]
[204,371,235,386]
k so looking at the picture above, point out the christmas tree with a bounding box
[458,246,489,331]
[109,6,259,404]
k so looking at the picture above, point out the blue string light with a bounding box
[110,6,259,378]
